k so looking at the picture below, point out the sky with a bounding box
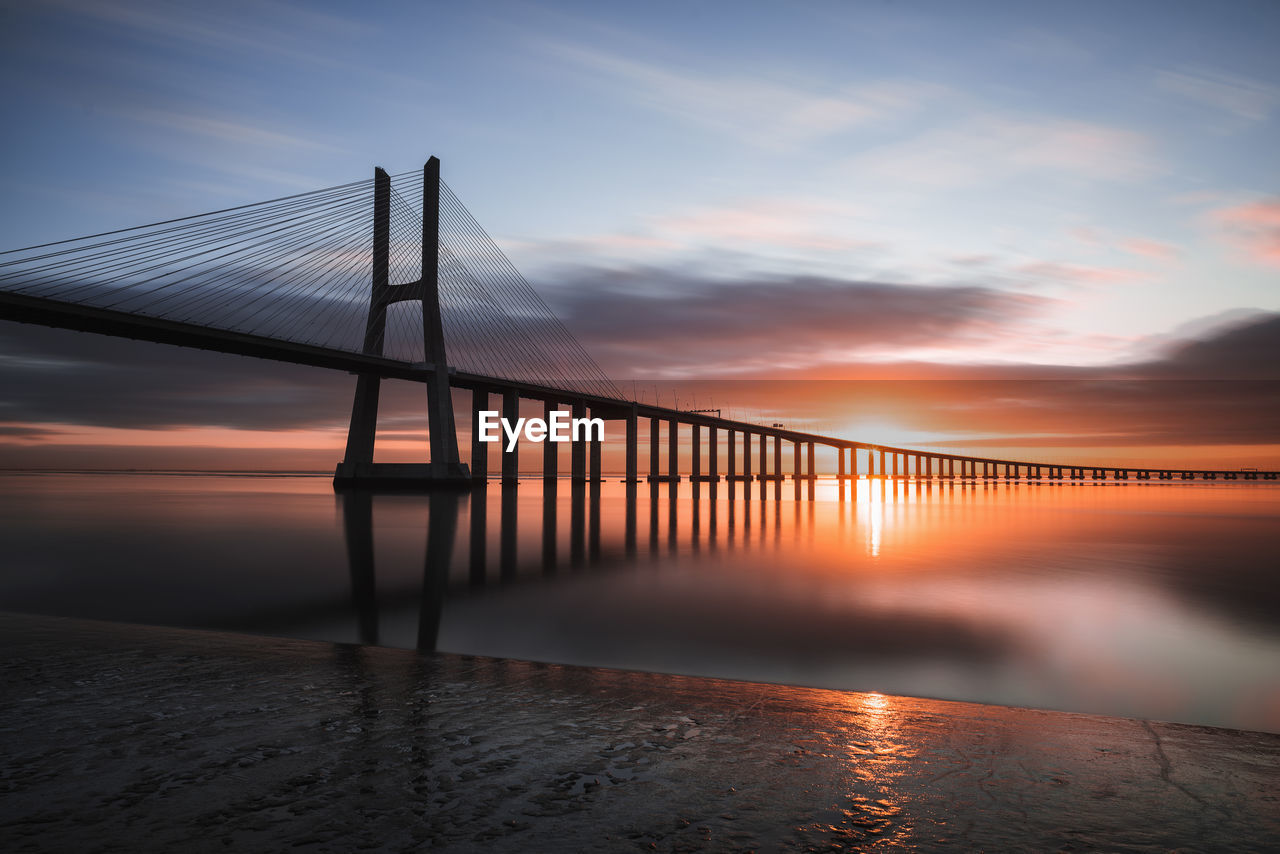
[0,0,1277,470]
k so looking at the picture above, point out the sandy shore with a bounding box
[1,612,1277,852]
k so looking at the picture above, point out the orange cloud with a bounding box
[1120,238,1179,260]
[1212,199,1280,267]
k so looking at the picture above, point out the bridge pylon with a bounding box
[333,158,471,488]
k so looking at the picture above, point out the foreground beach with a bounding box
[1,613,1276,851]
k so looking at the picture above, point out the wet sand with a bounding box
[1,612,1277,852]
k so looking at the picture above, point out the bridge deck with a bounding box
[3,290,1276,481]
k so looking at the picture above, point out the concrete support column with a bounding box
[759,432,767,481]
[709,427,718,480]
[649,416,659,480]
[838,447,846,479]
[773,435,782,482]
[669,420,679,480]
[692,424,701,480]
[470,388,489,482]
[589,406,602,482]
[742,432,752,481]
[625,408,638,483]
[501,389,519,484]
[571,401,586,482]
[728,431,736,481]
[793,440,802,499]
[542,401,557,480]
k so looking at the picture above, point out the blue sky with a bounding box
[2,0,1277,377]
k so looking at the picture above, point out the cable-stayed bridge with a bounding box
[2,158,1275,486]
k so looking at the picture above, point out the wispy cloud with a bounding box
[44,0,374,68]
[1210,199,1280,267]
[849,113,1162,190]
[1156,66,1280,122]
[1014,261,1151,286]
[848,115,1157,188]
[1069,228,1178,261]
[544,41,943,150]
[651,198,874,252]
[1120,238,1179,260]
[120,107,342,154]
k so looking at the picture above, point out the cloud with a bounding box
[849,116,1156,188]
[0,424,61,441]
[1143,311,1280,380]
[40,0,374,68]
[545,41,942,150]
[609,313,1280,453]
[1,310,1277,471]
[1211,199,1280,267]
[0,322,355,431]
[1070,229,1179,261]
[119,107,342,154]
[1156,67,1280,122]
[1119,238,1179,260]
[537,267,1048,377]
[1014,261,1151,286]
[651,198,875,253]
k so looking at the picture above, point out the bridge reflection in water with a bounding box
[343,475,877,650]
[330,477,1280,735]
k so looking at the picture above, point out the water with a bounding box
[2,472,1278,733]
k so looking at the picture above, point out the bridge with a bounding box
[2,158,1276,487]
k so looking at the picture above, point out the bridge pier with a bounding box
[335,161,470,489]
[471,388,489,483]
[572,401,587,482]
[648,416,660,482]
[624,408,639,483]
[692,424,701,481]
[727,430,736,486]
[543,401,558,480]
[757,431,766,486]
[589,405,603,482]
[669,420,680,482]
[502,389,519,484]
[707,427,719,482]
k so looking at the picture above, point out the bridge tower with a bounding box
[333,158,471,487]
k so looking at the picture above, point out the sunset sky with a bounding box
[1,0,1277,470]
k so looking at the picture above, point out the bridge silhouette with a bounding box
[2,158,1276,485]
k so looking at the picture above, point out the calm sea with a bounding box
[2,472,1277,733]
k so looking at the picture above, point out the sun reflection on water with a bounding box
[820,690,920,847]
